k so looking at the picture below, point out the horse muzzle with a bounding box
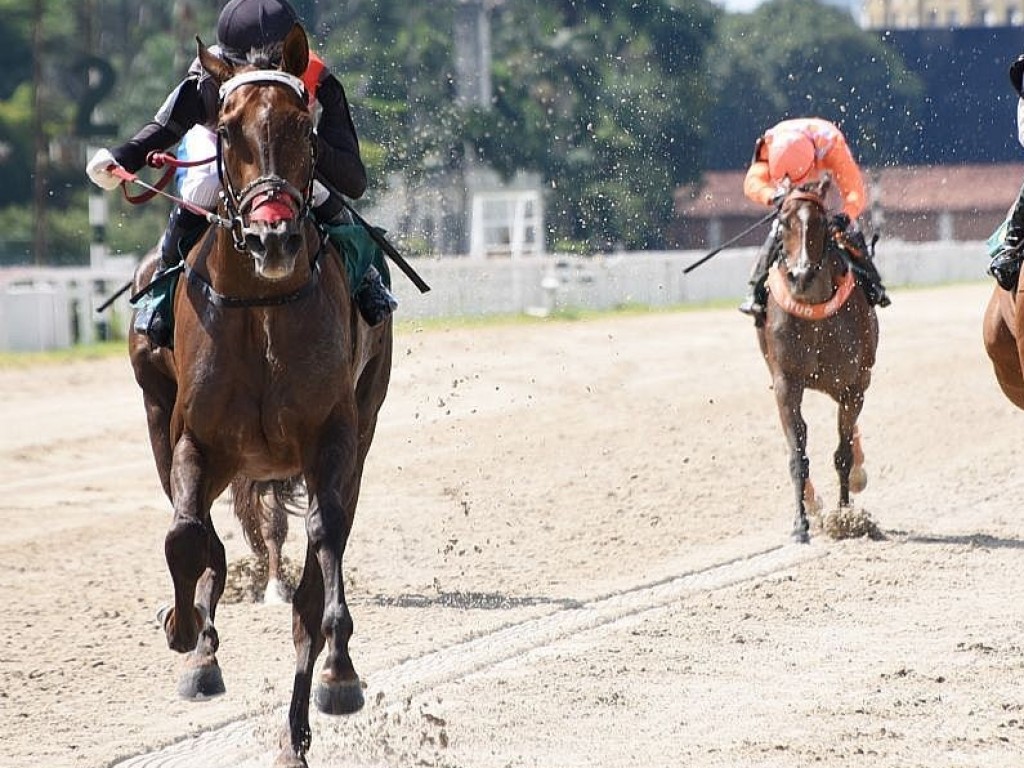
[787,263,823,296]
[242,193,304,279]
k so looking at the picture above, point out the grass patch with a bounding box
[0,340,125,369]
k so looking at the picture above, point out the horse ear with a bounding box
[196,36,234,85]
[281,24,309,78]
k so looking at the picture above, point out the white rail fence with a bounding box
[0,242,991,351]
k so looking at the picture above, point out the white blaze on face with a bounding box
[794,205,813,277]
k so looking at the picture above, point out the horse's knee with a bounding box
[165,519,209,579]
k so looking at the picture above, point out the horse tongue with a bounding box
[249,195,294,224]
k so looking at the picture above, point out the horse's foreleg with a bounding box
[278,542,325,768]
[163,435,225,698]
[774,377,810,543]
[307,483,362,715]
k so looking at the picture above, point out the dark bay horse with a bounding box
[128,25,392,767]
[983,283,1024,409]
[756,179,878,542]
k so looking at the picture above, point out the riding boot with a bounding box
[855,254,891,308]
[315,196,398,326]
[846,230,891,308]
[354,264,399,326]
[739,228,777,318]
[990,183,1024,291]
[136,205,209,347]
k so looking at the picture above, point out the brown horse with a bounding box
[756,179,878,542]
[983,281,1024,409]
[128,25,392,767]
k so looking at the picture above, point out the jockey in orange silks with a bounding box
[738,117,889,319]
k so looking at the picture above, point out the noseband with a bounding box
[215,70,315,253]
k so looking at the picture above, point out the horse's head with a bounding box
[197,24,314,280]
[776,177,834,301]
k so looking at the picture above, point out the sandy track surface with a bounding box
[1,282,1022,768]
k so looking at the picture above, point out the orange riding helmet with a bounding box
[767,131,816,183]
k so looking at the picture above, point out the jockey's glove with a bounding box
[86,148,124,191]
[830,212,851,232]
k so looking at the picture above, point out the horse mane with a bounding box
[244,44,285,70]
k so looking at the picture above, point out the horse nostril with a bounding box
[245,233,265,255]
[285,234,303,255]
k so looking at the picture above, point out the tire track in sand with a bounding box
[110,542,824,768]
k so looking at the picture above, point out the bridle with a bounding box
[215,69,316,253]
[778,189,829,272]
[767,186,856,320]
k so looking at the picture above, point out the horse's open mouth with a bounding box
[248,192,297,224]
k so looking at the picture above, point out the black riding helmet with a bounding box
[217,0,299,63]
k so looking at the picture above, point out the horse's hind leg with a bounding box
[233,478,293,603]
[261,483,292,604]
[835,393,865,507]
[849,424,867,494]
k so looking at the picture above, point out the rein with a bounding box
[109,156,230,228]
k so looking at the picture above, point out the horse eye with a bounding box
[216,125,231,144]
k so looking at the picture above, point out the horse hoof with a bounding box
[849,466,868,494]
[313,678,364,715]
[177,653,226,700]
[791,528,810,544]
[273,749,308,768]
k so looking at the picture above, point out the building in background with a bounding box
[367,0,545,259]
[864,0,1024,27]
[670,164,1022,249]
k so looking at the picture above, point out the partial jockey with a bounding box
[85,0,395,346]
[988,53,1024,291]
[739,117,890,319]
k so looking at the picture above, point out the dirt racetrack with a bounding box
[2,281,1023,768]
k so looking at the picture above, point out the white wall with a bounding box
[0,241,993,349]
[395,241,991,320]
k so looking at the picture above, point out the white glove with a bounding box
[312,179,330,207]
[86,148,124,191]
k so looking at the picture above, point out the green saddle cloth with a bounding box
[326,223,392,290]
[988,215,1010,258]
[129,264,182,338]
[128,225,390,339]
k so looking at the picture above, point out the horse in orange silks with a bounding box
[757,179,879,542]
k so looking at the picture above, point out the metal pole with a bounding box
[31,0,48,266]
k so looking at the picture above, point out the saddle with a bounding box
[129,224,391,348]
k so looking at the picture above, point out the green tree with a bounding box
[703,0,926,169]
[317,1,463,192]
[465,0,719,251]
